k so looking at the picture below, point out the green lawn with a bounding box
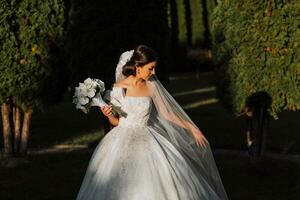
[29,94,106,148]
[0,151,299,200]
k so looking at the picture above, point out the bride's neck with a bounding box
[129,75,145,86]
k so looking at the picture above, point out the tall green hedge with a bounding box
[0,0,68,110]
[169,0,217,71]
[177,0,188,45]
[170,0,215,48]
[190,0,205,46]
[211,0,300,119]
[0,0,68,155]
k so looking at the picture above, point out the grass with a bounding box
[0,152,299,200]
[0,151,91,200]
[216,155,300,200]
[0,92,106,149]
[29,94,106,148]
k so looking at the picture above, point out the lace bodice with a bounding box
[104,87,153,127]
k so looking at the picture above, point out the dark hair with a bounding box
[122,45,158,77]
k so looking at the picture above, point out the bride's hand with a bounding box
[191,128,209,148]
[100,105,113,117]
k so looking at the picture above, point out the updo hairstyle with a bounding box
[122,45,158,77]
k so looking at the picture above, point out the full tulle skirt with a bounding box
[76,124,224,200]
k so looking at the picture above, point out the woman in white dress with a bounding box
[76,45,228,200]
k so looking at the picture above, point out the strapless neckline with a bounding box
[114,86,151,100]
[124,96,151,99]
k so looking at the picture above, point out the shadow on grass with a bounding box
[215,154,300,200]
[28,92,106,148]
[0,151,298,200]
[0,151,93,200]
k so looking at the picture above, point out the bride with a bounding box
[75,45,228,200]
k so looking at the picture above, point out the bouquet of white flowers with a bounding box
[73,78,108,113]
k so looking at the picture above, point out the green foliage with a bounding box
[169,0,216,47]
[205,0,216,46]
[0,0,68,110]
[176,0,188,45]
[169,0,215,47]
[66,0,171,86]
[206,0,216,31]
[211,0,300,119]
[190,0,205,46]
[168,0,217,71]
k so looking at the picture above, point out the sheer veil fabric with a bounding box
[146,75,228,199]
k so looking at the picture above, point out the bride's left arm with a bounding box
[147,80,208,147]
[157,105,209,147]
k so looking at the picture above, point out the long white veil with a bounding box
[147,75,228,199]
[115,50,228,200]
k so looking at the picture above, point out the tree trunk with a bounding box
[201,0,210,49]
[183,0,192,46]
[246,91,271,171]
[20,107,33,155]
[1,103,13,156]
[247,104,269,171]
[13,106,21,154]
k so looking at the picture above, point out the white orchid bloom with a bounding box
[86,88,96,98]
[79,82,86,89]
[83,78,94,89]
[73,78,107,114]
[78,96,89,105]
[84,78,93,85]
[74,87,85,96]
[93,79,105,92]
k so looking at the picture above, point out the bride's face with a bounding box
[136,61,157,80]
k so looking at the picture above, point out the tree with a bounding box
[189,0,205,47]
[0,0,68,157]
[169,0,217,71]
[211,0,300,164]
[169,0,188,70]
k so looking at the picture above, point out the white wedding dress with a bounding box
[76,86,227,200]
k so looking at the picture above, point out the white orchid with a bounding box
[86,88,96,98]
[73,78,108,114]
[93,78,105,92]
[74,87,84,97]
[84,78,93,85]
[83,78,94,89]
[78,96,89,105]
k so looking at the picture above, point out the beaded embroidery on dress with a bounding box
[76,86,226,200]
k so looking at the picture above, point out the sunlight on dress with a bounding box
[76,87,227,200]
